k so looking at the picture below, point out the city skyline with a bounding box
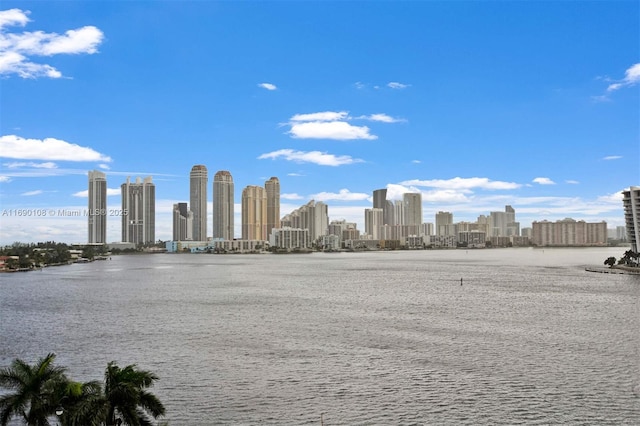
[0,2,638,245]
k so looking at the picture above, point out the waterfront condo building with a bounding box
[242,185,267,240]
[365,208,384,239]
[213,170,235,240]
[173,202,193,241]
[403,192,423,229]
[88,170,107,244]
[531,218,607,246]
[436,211,454,236]
[622,186,640,252]
[190,165,208,241]
[121,176,155,245]
[280,200,328,243]
[265,176,281,239]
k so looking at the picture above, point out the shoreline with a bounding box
[585,265,640,275]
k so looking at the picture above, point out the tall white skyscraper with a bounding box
[622,186,640,252]
[365,208,384,239]
[213,170,234,240]
[403,192,422,228]
[190,165,208,241]
[88,170,107,244]
[173,202,193,241]
[436,211,453,236]
[265,176,280,239]
[121,176,155,244]
[490,205,519,237]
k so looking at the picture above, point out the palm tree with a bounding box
[56,380,105,426]
[100,362,165,426]
[0,353,68,426]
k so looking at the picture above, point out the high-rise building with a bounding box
[436,211,453,236]
[213,170,234,240]
[622,186,640,252]
[373,188,387,210]
[265,176,280,238]
[173,202,193,241]
[490,205,520,237]
[532,218,607,246]
[373,188,394,225]
[242,185,267,240]
[365,208,384,239]
[121,176,155,244]
[403,192,423,228]
[88,170,107,244]
[279,200,328,243]
[190,165,208,241]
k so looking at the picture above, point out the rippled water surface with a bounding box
[1,248,639,425]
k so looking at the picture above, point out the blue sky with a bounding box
[0,1,638,244]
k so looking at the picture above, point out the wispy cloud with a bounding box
[290,111,349,122]
[0,8,104,79]
[258,82,277,91]
[258,149,364,166]
[72,188,120,197]
[388,81,410,89]
[533,177,555,185]
[565,180,579,184]
[3,161,57,169]
[603,155,622,160]
[287,172,304,177]
[286,110,403,140]
[401,177,521,190]
[411,160,421,164]
[281,193,304,200]
[309,189,370,202]
[0,135,112,162]
[20,189,42,196]
[606,63,640,92]
[358,113,406,123]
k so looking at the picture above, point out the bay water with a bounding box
[1,247,639,425]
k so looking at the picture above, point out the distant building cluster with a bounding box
[87,168,637,252]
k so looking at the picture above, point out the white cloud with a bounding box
[0,135,112,162]
[565,180,579,184]
[309,189,370,202]
[0,176,10,182]
[0,8,30,29]
[258,82,277,91]
[401,177,521,190]
[72,188,120,197]
[288,121,377,140]
[411,160,421,164]
[607,63,640,92]
[281,193,304,200]
[354,81,365,90]
[3,161,57,169]
[287,172,304,177]
[388,82,410,89]
[258,149,364,166]
[358,113,406,123]
[533,177,555,185]
[0,8,104,78]
[98,163,110,170]
[603,155,622,160]
[20,189,42,196]
[290,111,349,122]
